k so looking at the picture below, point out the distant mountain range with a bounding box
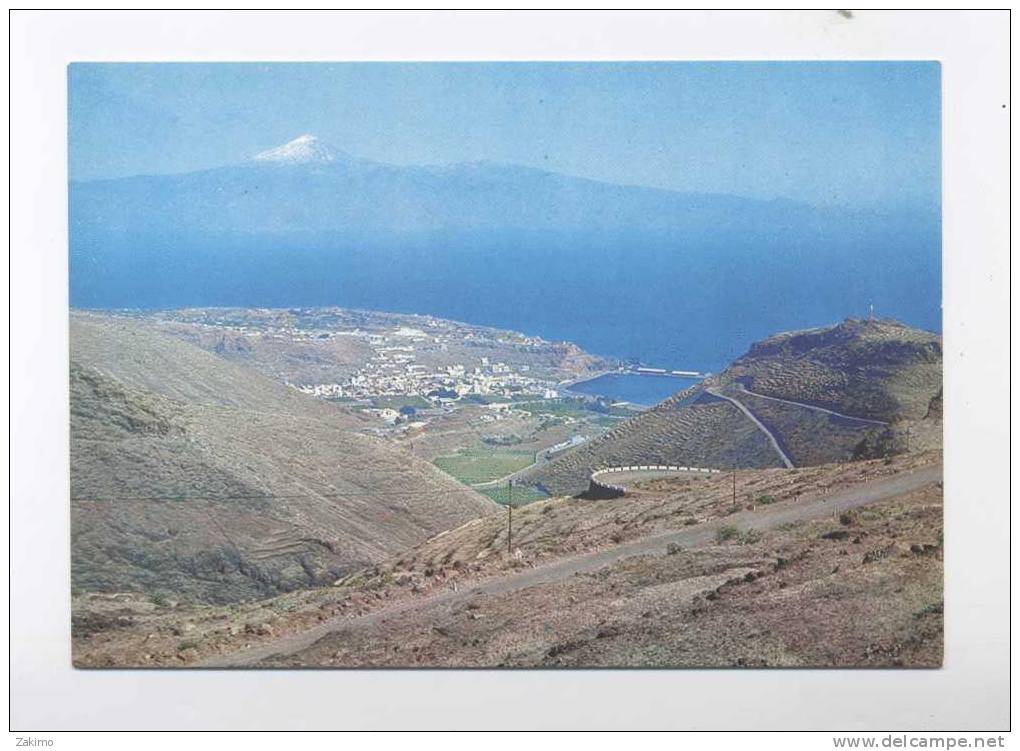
[69,135,941,369]
[72,134,830,237]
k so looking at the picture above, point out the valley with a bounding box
[70,307,645,605]
[70,312,501,604]
[70,309,942,668]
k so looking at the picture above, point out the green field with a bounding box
[432,448,536,486]
[479,485,549,507]
[514,398,593,418]
[515,397,640,419]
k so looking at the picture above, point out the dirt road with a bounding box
[202,463,941,668]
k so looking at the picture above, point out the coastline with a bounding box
[559,367,708,389]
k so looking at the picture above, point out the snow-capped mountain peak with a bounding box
[253,134,338,164]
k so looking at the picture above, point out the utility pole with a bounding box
[732,471,737,507]
[507,479,513,555]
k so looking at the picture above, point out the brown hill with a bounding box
[521,318,942,495]
[71,451,942,668]
[70,313,497,605]
[724,317,942,421]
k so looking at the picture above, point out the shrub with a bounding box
[914,601,943,618]
[756,494,777,505]
[821,529,850,541]
[739,529,763,545]
[715,525,740,543]
[666,542,684,555]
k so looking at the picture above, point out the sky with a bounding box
[68,61,940,211]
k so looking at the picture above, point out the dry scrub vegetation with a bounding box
[523,318,942,495]
[71,314,497,604]
[72,451,941,668]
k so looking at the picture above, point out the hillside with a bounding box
[521,319,942,495]
[71,451,942,668]
[279,456,943,669]
[70,313,498,604]
[724,317,942,421]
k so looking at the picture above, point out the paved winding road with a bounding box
[734,384,889,426]
[706,388,795,468]
[201,463,941,668]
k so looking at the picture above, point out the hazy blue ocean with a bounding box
[71,222,942,373]
[568,373,701,406]
[68,67,942,374]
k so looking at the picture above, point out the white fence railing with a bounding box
[586,464,722,499]
[591,465,722,480]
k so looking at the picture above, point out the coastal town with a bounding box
[95,306,712,439]
[290,340,564,411]
[93,307,702,501]
[123,306,609,409]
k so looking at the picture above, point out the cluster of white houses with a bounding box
[291,363,559,405]
[290,335,563,408]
